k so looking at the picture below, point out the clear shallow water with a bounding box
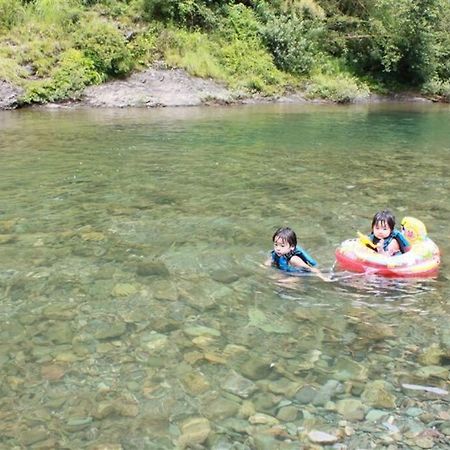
[0,103,449,449]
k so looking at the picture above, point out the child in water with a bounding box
[265,227,329,281]
[368,210,411,256]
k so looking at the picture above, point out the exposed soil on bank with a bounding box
[0,65,434,110]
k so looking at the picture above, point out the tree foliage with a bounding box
[320,0,450,87]
[1,0,449,104]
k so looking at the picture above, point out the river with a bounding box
[0,103,449,449]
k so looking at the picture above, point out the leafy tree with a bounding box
[262,14,325,75]
[367,0,441,85]
[321,0,450,86]
[257,1,326,76]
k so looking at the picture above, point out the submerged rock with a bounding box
[202,396,240,420]
[415,365,449,380]
[239,356,272,380]
[184,325,221,338]
[308,430,339,444]
[276,405,298,422]
[111,283,138,297]
[336,399,366,421]
[65,416,93,432]
[247,308,293,334]
[135,259,170,277]
[418,343,444,366]
[140,332,168,351]
[40,364,65,381]
[178,417,211,448]
[180,370,210,395]
[221,370,257,398]
[210,269,240,284]
[361,380,396,409]
[248,413,279,426]
[93,321,127,340]
[333,356,368,381]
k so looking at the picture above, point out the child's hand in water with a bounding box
[311,267,332,282]
[317,272,333,282]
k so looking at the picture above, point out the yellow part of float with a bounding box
[357,231,377,249]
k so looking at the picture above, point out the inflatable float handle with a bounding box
[357,231,377,249]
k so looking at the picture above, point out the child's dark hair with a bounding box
[371,210,395,230]
[272,227,297,248]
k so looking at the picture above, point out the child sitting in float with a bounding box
[367,210,411,256]
[336,212,440,277]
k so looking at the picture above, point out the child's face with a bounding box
[373,220,392,240]
[273,237,294,256]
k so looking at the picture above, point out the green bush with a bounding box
[87,0,132,18]
[142,0,176,21]
[22,48,102,103]
[142,0,218,29]
[215,5,289,93]
[163,29,225,79]
[422,78,450,102]
[0,55,29,84]
[74,18,134,76]
[127,29,157,68]
[160,18,288,95]
[53,48,103,92]
[216,38,284,93]
[0,0,25,31]
[30,0,83,27]
[6,22,71,78]
[262,14,325,75]
[306,73,370,103]
[221,3,260,41]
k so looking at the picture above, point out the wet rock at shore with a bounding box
[0,80,23,109]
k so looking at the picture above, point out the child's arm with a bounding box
[289,256,330,281]
[309,266,332,282]
[264,256,273,267]
[386,239,401,255]
[377,238,400,256]
[289,255,313,270]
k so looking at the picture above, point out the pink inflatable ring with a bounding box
[335,217,441,278]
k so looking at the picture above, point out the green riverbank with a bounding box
[1,0,450,109]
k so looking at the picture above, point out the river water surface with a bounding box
[0,103,449,449]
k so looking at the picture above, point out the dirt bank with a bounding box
[80,66,239,108]
[0,66,240,110]
[0,65,433,110]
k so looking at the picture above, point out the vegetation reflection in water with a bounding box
[0,104,449,449]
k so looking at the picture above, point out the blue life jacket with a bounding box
[271,246,317,273]
[369,229,410,254]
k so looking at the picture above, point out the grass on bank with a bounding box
[160,28,293,95]
[0,0,377,105]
